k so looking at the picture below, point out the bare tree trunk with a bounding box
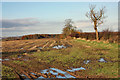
[95,29,99,40]
[94,22,99,40]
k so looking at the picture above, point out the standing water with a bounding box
[83,60,90,64]
[39,67,75,78]
[67,67,86,72]
[98,58,107,62]
[53,45,66,49]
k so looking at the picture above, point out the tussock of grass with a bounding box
[2,65,17,78]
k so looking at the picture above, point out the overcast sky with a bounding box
[1,2,118,37]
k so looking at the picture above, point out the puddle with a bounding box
[22,67,85,79]
[31,72,37,75]
[2,59,10,61]
[67,67,86,72]
[53,45,66,49]
[83,60,90,64]
[35,76,45,80]
[21,74,27,77]
[98,58,107,62]
[21,74,30,80]
[40,68,75,78]
[21,48,23,49]
[23,59,28,61]
[37,76,44,79]
[50,68,75,78]
[38,47,43,49]
[40,69,59,77]
[18,55,22,58]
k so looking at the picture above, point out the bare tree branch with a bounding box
[86,4,106,40]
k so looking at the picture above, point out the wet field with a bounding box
[2,38,119,79]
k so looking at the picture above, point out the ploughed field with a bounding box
[2,38,119,79]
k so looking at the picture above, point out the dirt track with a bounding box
[2,39,74,79]
[2,38,72,55]
[2,38,118,79]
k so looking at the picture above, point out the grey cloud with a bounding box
[1,18,40,28]
[40,21,64,26]
[2,18,65,35]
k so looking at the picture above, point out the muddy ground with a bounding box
[1,38,119,79]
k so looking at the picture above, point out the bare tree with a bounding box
[86,5,106,40]
[62,19,76,37]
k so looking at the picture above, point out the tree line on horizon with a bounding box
[2,5,119,43]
